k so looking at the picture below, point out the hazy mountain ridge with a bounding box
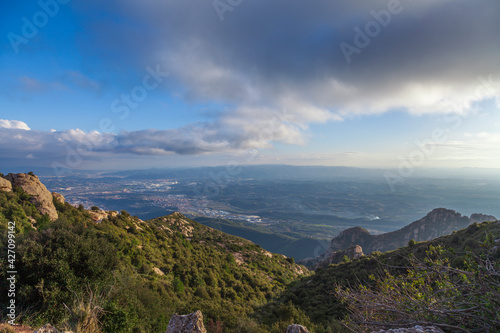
[301,208,497,269]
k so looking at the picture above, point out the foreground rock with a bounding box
[52,192,65,205]
[372,325,445,333]
[33,324,60,333]
[166,310,207,333]
[0,177,12,192]
[286,324,310,333]
[5,173,58,221]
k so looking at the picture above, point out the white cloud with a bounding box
[0,119,31,131]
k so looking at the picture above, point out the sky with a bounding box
[1,0,500,173]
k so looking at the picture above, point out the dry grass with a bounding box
[62,285,109,333]
[0,324,15,333]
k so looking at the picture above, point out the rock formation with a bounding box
[286,324,310,333]
[165,310,207,333]
[33,324,60,333]
[301,208,497,269]
[5,173,58,221]
[469,213,497,224]
[0,177,12,192]
[300,245,364,269]
[52,192,65,205]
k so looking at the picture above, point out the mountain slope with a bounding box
[0,173,310,332]
[277,219,500,330]
[196,217,327,260]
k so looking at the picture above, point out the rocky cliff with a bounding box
[166,310,207,333]
[4,173,59,221]
[302,208,497,268]
[299,245,364,269]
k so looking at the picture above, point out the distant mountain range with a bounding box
[7,164,500,181]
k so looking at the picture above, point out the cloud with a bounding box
[0,119,31,130]
[3,0,500,169]
[69,0,500,148]
[0,113,308,169]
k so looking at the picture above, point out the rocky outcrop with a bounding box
[0,177,12,192]
[5,173,58,221]
[469,213,496,224]
[372,325,445,333]
[300,245,364,269]
[33,324,60,333]
[52,192,65,205]
[301,208,498,269]
[162,213,194,237]
[333,209,494,255]
[166,310,207,333]
[286,324,310,333]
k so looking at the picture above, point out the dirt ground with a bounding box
[0,323,34,333]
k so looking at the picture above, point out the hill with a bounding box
[195,217,328,260]
[0,173,311,332]
[276,218,500,331]
[1,172,498,332]
[301,208,496,268]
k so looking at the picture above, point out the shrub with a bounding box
[336,243,500,332]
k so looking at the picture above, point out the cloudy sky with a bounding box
[1,0,500,172]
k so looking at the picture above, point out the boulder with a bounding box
[33,324,60,333]
[52,192,65,205]
[286,324,310,333]
[166,310,207,333]
[5,173,58,221]
[0,177,12,192]
[300,245,364,269]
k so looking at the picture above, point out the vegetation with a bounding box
[274,220,500,332]
[1,182,499,332]
[0,187,312,332]
[336,241,500,332]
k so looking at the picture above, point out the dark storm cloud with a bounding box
[3,0,499,168]
[77,0,500,116]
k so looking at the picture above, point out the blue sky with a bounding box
[1,0,500,172]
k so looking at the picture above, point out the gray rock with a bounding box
[166,310,207,333]
[286,324,310,333]
[33,324,60,333]
[372,325,445,333]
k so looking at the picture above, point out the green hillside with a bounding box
[0,185,312,332]
[195,217,328,260]
[277,220,500,332]
[1,175,499,333]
